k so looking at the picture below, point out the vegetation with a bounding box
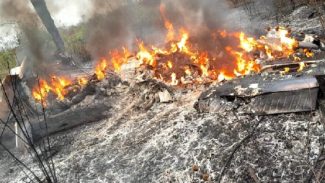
[0,49,16,79]
[60,24,91,62]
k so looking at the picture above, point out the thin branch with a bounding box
[0,142,42,183]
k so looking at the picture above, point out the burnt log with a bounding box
[31,103,111,141]
[298,41,320,50]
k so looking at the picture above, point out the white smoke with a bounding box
[46,0,93,27]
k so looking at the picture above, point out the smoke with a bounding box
[85,0,252,59]
[85,0,164,57]
[45,0,92,27]
[0,0,38,28]
[0,0,54,77]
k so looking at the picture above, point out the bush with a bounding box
[0,49,16,79]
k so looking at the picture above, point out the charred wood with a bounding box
[31,103,111,141]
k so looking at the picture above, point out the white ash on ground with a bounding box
[0,74,324,183]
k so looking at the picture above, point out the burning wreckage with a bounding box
[1,3,325,182]
[28,26,325,115]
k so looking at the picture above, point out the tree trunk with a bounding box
[30,0,65,53]
[290,0,296,11]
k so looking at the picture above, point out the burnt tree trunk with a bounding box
[290,0,296,10]
[30,0,65,53]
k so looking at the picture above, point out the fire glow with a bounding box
[31,8,314,105]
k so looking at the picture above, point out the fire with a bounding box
[304,49,314,58]
[257,26,299,60]
[281,67,291,75]
[171,73,178,86]
[77,77,88,87]
[95,58,108,80]
[184,66,192,76]
[32,76,73,105]
[160,4,175,42]
[177,30,190,53]
[111,48,131,72]
[137,42,156,66]
[218,72,233,82]
[32,79,51,106]
[167,61,173,69]
[89,25,311,86]
[297,62,305,72]
[51,76,72,101]
[32,10,315,106]
[278,27,297,50]
[239,32,257,52]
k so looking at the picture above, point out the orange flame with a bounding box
[160,4,175,42]
[95,58,108,80]
[77,77,88,87]
[32,76,72,105]
[50,76,72,101]
[32,79,51,106]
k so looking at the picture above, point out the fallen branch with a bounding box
[217,116,264,183]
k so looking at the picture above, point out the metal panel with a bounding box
[246,88,318,114]
[199,76,319,99]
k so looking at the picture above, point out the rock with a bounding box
[120,58,142,82]
[192,165,199,172]
[158,89,173,103]
[202,173,209,181]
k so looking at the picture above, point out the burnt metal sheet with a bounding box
[245,88,318,114]
[197,75,320,114]
[199,75,319,99]
[260,76,318,93]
